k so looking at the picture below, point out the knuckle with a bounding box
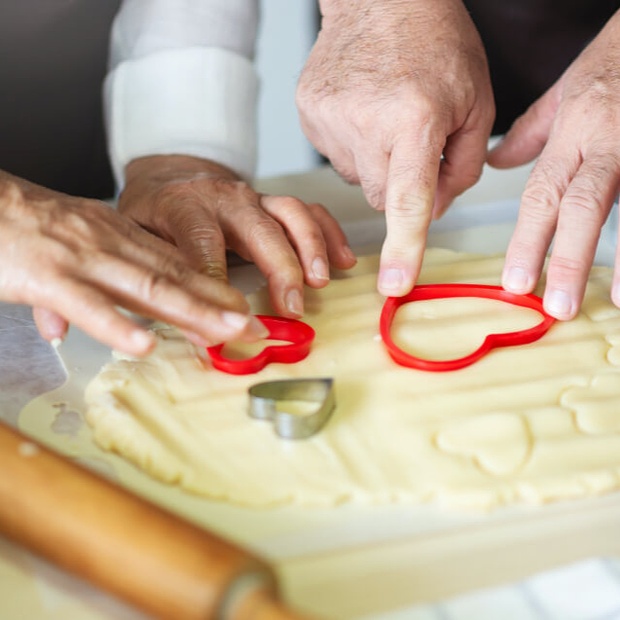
[582,155,620,186]
[520,183,560,225]
[0,180,28,219]
[388,195,432,226]
[401,90,446,133]
[361,183,385,210]
[306,202,330,219]
[268,195,305,215]
[139,270,172,302]
[201,262,227,281]
[137,255,193,300]
[306,202,346,232]
[295,76,315,108]
[520,189,555,218]
[562,166,618,226]
[411,97,435,127]
[58,211,99,242]
[445,164,483,194]
[298,225,326,249]
[246,216,285,246]
[181,220,223,247]
[547,254,586,281]
[226,180,257,204]
[586,72,620,107]
[462,168,483,190]
[350,102,383,136]
[223,187,260,216]
[562,187,605,224]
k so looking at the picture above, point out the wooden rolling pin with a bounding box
[0,422,310,620]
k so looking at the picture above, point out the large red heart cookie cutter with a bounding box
[206,315,315,375]
[380,283,556,372]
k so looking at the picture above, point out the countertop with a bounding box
[1,164,619,620]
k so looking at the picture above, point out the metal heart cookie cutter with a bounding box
[248,378,335,439]
[206,315,315,375]
[380,283,556,372]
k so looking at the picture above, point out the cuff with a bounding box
[104,46,258,189]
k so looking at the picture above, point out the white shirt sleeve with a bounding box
[105,0,260,189]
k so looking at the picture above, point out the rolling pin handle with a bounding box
[0,422,312,620]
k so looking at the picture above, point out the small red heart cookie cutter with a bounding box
[206,315,315,375]
[380,283,555,372]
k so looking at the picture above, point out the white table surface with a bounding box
[1,164,619,620]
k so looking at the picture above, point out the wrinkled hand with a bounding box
[297,0,495,296]
[0,172,268,356]
[119,155,357,317]
[488,11,620,320]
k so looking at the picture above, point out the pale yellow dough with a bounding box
[84,250,620,510]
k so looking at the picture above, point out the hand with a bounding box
[296,0,495,296]
[488,11,620,320]
[119,155,357,317]
[0,172,268,356]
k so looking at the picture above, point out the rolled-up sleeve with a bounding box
[105,0,259,188]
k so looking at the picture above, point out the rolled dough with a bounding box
[84,250,620,511]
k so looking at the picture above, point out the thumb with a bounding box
[488,80,562,169]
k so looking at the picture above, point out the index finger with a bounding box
[378,134,443,297]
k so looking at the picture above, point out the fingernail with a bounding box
[379,268,405,294]
[503,267,532,293]
[222,311,251,331]
[342,246,357,264]
[248,316,270,339]
[545,289,573,319]
[312,257,330,281]
[285,289,304,316]
[222,312,270,338]
[131,330,155,352]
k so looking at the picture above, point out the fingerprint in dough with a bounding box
[435,413,531,476]
[562,371,620,435]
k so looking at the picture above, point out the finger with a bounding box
[502,146,579,296]
[221,208,306,318]
[488,83,560,169]
[97,224,248,313]
[95,201,192,262]
[39,282,158,357]
[353,148,390,211]
[32,307,68,343]
[260,195,331,289]
[99,210,208,281]
[165,209,229,281]
[379,134,442,297]
[98,259,246,324]
[544,155,620,319]
[78,253,272,344]
[433,115,490,218]
[306,202,357,270]
[261,196,356,288]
